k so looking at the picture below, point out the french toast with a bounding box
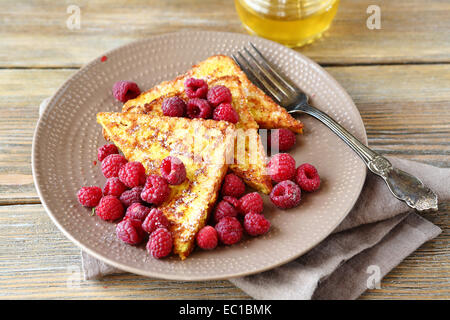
[122,75,273,194]
[97,112,236,260]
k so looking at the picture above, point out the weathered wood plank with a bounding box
[0,0,449,67]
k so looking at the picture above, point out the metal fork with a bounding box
[233,43,438,212]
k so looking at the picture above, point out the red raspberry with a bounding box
[103,177,127,197]
[97,144,119,162]
[95,195,124,221]
[207,85,232,107]
[147,227,173,259]
[270,180,301,209]
[141,175,170,205]
[125,203,151,222]
[222,196,239,209]
[196,226,218,250]
[186,98,212,119]
[295,163,321,192]
[77,186,102,207]
[101,154,127,178]
[161,96,186,117]
[212,103,239,124]
[184,78,208,99]
[142,208,170,234]
[116,218,145,245]
[244,212,271,236]
[119,186,143,208]
[221,173,245,198]
[213,200,238,223]
[268,128,296,152]
[267,153,296,183]
[215,216,243,245]
[118,161,146,188]
[160,156,186,185]
[112,80,141,103]
[239,192,264,215]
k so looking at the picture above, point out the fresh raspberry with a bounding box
[77,186,102,207]
[267,153,296,183]
[118,161,146,188]
[119,186,144,208]
[239,192,264,215]
[268,128,296,152]
[112,80,141,103]
[142,208,170,234]
[101,154,127,178]
[97,144,119,162]
[213,200,238,223]
[161,96,186,117]
[103,177,127,197]
[184,78,208,99]
[160,156,186,185]
[207,85,232,107]
[212,103,239,124]
[125,203,151,222]
[196,226,218,250]
[116,218,145,245]
[186,98,212,119]
[222,196,240,209]
[141,175,170,205]
[147,227,173,259]
[270,180,301,209]
[295,163,321,192]
[215,216,243,245]
[221,173,245,198]
[95,195,125,221]
[244,212,271,236]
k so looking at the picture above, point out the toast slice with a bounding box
[122,75,272,194]
[97,112,236,260]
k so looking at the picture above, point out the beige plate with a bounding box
[32,31,367,281]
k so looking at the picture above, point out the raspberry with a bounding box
[221,173,245,198]
[118,161,146,188]
[160,156,186,185]
[77,186,102,207]
[116,218,145,245]
[244,212,271,236]
[186,98,212,119]
[222,196,240,209]
[141,175,170,205]
[268,128,296,152]
[213,200,238,223]
[161,96,186,117]
[97,144,119,162]
[142,208,170,234]
[196,226,218,250]
[215,217,243,245]
[212,103,239,124]
[295,163,321,192]
[267,153,296,183]
[103,177,127,197]
[112,80,141,103]
[184,78,208,99]
[270,180,301,209]
[147,227,173,259]
[101,154,127,178]
[95,195,125,221]
[239,192,264,215]
[207,85,232,107]
[125,203,150,222]
[119,186,143,208]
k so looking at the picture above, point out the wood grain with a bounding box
[0,0,449,68]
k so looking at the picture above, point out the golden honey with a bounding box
[234,0,340,47]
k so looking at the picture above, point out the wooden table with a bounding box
[0,0,448,299]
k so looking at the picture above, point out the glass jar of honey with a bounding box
[234,0,340,47]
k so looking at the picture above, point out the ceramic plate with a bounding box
[32,31,367,280]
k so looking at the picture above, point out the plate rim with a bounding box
[32,30,367,281]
